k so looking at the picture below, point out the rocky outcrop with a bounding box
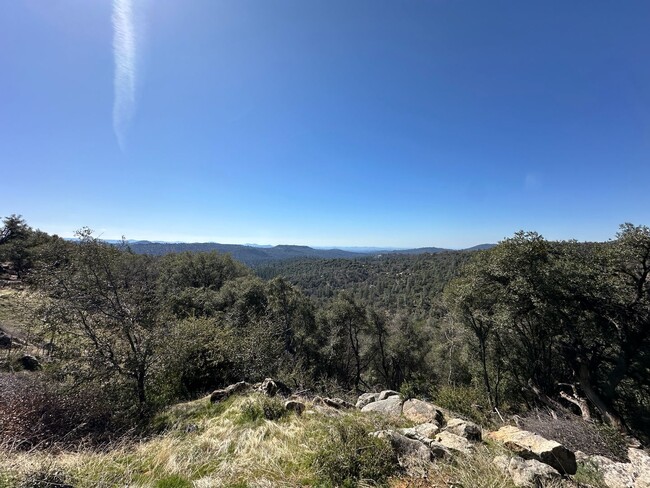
[210,381,251,403]
[445,418,482,441]
[489,426,577,475]
[371,430,439,468]
[435,431,475,454]
[402,398,444,425]
[361,396,403,417]
[578,448,650,488]
[399,423,440,440]
[494,455,562,487]
[356,392,378,409]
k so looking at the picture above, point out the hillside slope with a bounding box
[1,386,642,487]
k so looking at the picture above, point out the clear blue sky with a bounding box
[1,1,649,248]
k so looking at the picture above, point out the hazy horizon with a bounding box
[2,1,649,247]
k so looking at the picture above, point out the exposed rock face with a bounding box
[402,398,444,425]
[361,396,403,417]
[489,426,577,475]
[410,423,440,439]
[582,448,650,488]
[589,455,635,488]
[435,431,474,454]
[445,418,482,441]
[377,390,400,401]
[494,455,562,487]
[371,430,433,466]
[210,381,251,403]
[629,448,650,488]
[356,392,378,409]
[284,400,306,415]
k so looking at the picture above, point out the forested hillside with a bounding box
[1,215,649,480]
[256,252,471,315]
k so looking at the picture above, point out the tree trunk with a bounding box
[577,363,626,432]
[558,383,591,420]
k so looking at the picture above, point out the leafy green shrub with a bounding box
[312,420,398,487]
[431,384,494,427]
[399,381,417,401]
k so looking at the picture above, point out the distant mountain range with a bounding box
[121,241,496,266]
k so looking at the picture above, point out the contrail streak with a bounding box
[112,0,136,150]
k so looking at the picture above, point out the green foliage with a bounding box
[154,474,193,488]
[445,226,650,437]
[432,384,495,427]
[312,419,399,487]
[257,251,470,316]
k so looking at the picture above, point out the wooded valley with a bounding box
[1,214,649,486]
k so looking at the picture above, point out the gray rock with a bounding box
[377,389,400,401]
[322,397,355,410]
[629,448,650,488]
[488,425,577,475]
[508,456,562,487]
[371,430,433,466]
[284,400,306,415]
[414,422,440,439]
[402,398,444,425]
[361,396,403,418]
[435,431,475,454]
[210,381,250,403]
[356,392,378,409]
[593,455,634,488]
[445,418,482,441]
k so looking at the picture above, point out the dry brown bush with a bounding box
[0,373,116,450]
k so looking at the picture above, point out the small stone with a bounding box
[210,381,250,403]
[284,400,306,415]
[377,389,400,401]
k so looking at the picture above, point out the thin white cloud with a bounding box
[112,0,136,150]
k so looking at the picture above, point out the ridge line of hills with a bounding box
[111,240,495,266]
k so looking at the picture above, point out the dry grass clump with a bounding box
[518,409,629,462]
[0,393,408,487]
[0,373,115,450]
